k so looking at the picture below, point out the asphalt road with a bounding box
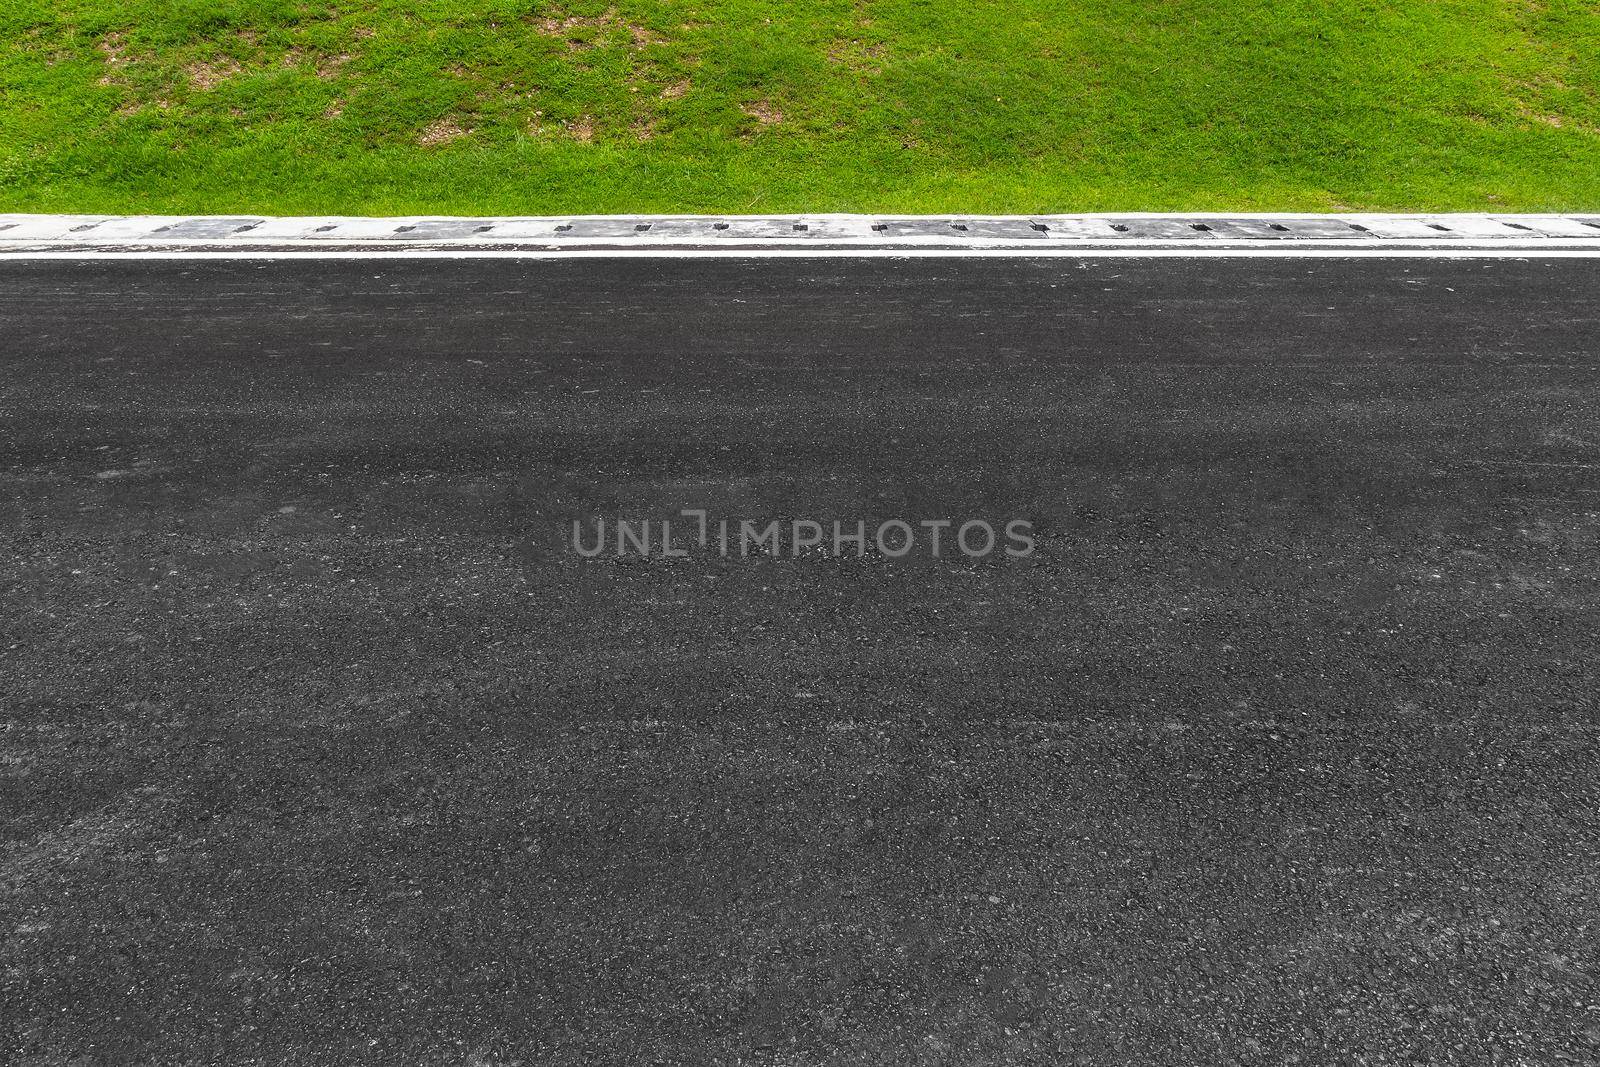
[3,256,1599,1066]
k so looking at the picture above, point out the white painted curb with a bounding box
[3,213,1599,255]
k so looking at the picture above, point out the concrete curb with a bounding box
[3,213,1599,252]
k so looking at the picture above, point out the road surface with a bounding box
[4,256,1599,1065]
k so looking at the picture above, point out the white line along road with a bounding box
[4,213,1600,256]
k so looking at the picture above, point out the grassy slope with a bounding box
[1,0,1598,214]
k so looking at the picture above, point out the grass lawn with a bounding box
[2,0,1598,215]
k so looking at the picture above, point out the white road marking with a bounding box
[3,246,1600,260]
[4,212,1599,255]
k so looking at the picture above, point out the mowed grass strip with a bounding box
[1,0,1598,214]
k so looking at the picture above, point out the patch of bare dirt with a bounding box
[825,38,885,72]
[96,32,135,86]
[1512,76,1598,134]
[660,78,690,99]
[530,112,599,142]
[284,48,353,78]
[533,8,666,51]
[186,58,243,91]
[98,32,131,67]
[286,48,352,78]
[740,100,783,125]
[1517,108,1597,133]
[419,117,469,145]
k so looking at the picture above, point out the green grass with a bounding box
[2,0,1599,214]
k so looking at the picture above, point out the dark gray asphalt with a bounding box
[3,257,1599,1065]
